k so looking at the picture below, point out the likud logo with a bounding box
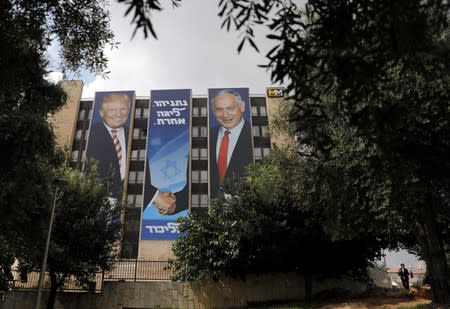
[266,87,285,98]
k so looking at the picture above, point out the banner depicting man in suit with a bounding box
[208,88,253,200]
[85,91,135,200]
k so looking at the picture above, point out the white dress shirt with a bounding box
[216,118,245,166]
[103,123,127,180]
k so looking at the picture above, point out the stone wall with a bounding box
[48,80,84,153]
[0,273,367,309]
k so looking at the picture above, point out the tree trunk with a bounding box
[304,269,312,301]
[46,272,59,309]
[47,271,66,309]
[419,202,450,305]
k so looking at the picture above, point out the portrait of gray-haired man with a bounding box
[209,89,253,199]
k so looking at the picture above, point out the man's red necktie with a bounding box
[217,130,230,181]
[111,129,122,165]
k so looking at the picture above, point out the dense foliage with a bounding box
[126,0,450,304]
[0,0,114,297]
[19,168,121,309]
[218,0,450,304]
[171,149,395,299]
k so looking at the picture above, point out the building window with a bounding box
[129,171,144,184]
[259,106,267,116]
[192,148,207,160]
[131,150,138,160]
[251,106,258,116]
[253,125,268,137]
[261,125,269,137]
[251,105,267,116]
[133,128,147,139]
[78,109,87,120]
[71,150,79,162]
[192,126,207,137]
[134,107,149,119]
[74,130,83,141]
[254,147,271,160]
[192,148,199,160]
[192,170,208,183]
[192,106,207,118]
[142,108,149,118]
[193,106,199,117]
[131,149,146,161]
[127,194,143,208]
[192,194,208,208]
[253,126,259,136]
[134,107,142,118]
[200,148,207,160]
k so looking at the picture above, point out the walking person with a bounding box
[397,263,411,289]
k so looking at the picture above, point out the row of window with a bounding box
[193,125,269,138]
[127,193,209,208]
[75,125,269,142]
[126,170,207,184]
[192,105,267,117]
[78,103,267,122]
[78,107,150,121]
[72,147,271,163]
[134,107,149,119]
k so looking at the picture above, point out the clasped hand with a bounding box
[154,191,176,215]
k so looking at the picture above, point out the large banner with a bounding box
[85,91,135,201]
[141,89,191,240]
[208,88,253,200]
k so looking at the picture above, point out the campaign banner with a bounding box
[141,89,191,240]
[85,91,135,201]
[208,88,253,200]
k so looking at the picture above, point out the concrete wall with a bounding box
[48,80,84,153]
[265,91,294,150]
[368,265,392,288]
[1,273,367,309]
[139,240,175,260]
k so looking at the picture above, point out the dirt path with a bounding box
[316,296,431,308]
[314,287,434,309]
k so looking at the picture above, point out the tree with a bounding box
[171,149,394,300]
[115,0,450,303]
[19,168,121,309]
[216,1,450,304]
[0,0,115,291]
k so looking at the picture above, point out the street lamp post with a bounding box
[34,178,67,309]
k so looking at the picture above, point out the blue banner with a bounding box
[141,89,191,240]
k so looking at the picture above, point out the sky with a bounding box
[55,0,282,99]
[47,0,424,270]
[383,250,425,270]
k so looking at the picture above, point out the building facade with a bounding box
[53,80,287,260]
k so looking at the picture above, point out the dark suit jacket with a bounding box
[209,121,253,199]
[86,122,128,199]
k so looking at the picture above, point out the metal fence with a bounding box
[104,259,173,281]
[9,259,173,294]
[9,271,104,293]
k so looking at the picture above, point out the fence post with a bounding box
[134,259,138,282]
[101,270,105,293]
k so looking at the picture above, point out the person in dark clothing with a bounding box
[397,263,411,289]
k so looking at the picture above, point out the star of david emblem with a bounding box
[161,159,181,180]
